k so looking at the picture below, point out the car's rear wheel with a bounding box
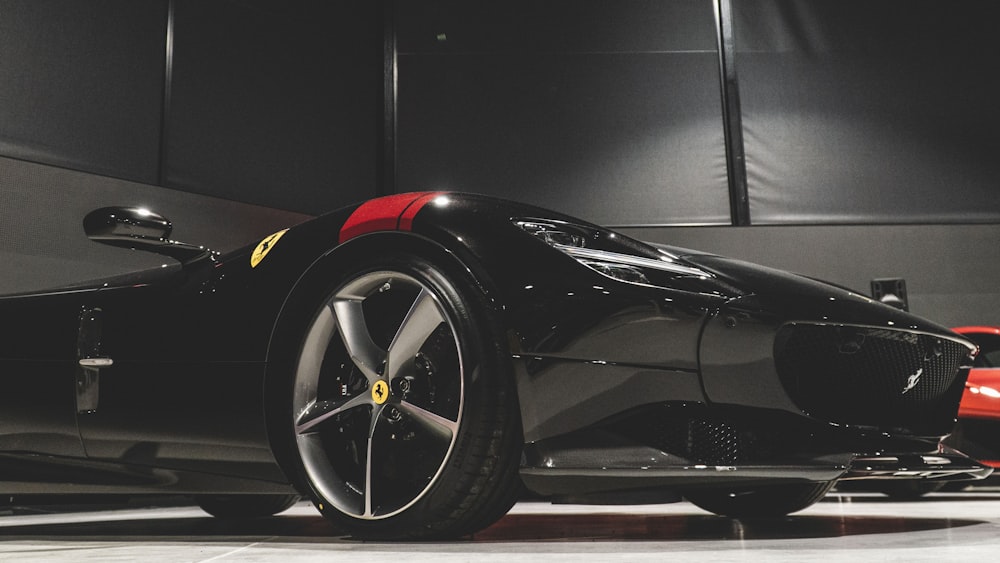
[684,481,835,517]
[289,252,521,540]
[196,494,301,518]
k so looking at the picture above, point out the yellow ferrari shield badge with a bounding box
[250,229,289,268]
[371,380,389,405]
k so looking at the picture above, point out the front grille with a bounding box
[774,323,971,431]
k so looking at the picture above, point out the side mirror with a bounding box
[83,207,214,262]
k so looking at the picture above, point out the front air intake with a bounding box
[774,323,972,433]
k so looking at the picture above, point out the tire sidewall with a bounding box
[290,250,511,539]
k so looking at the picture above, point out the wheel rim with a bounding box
[293,271,464,520]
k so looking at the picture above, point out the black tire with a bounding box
[879,480,945,500]
[288,251,521,540]
[196,494,301,518]
[684,481,835,518]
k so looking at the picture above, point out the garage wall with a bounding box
[387,0,1000,326]
[735,0,1000,224]
[0,0,373,294]
[0,0,166,183]
[394,0,731,226]
[2,0,999,327]
[163,0,381,211]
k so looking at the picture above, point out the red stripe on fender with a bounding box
[399,192,444,232]
[338,192,443,244]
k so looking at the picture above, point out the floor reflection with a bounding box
[0,493,995,545]
[0,507,982,545]
[473,511,980,542]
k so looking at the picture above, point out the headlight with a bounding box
[514,220,590,248]
[577,260,649,285]
[514,219,713,286]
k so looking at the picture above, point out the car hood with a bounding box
[680,253,961,338]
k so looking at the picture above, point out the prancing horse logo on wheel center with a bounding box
[371,380,389,404]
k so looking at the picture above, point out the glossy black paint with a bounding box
[84,207,213,262]
[84,207,172,241]
[0,192,987,499]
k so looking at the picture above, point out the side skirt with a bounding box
[0,453,297,495]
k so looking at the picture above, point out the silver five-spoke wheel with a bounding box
[293,270,463,520]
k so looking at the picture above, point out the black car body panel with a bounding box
[0,192,988,507]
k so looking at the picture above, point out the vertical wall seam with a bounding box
[157,0,175,187]
[379,0,397,197]
[714,0,751,226]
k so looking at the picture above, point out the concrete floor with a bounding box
[1,491,1000,562]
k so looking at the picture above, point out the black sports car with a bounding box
[0,192,989,539]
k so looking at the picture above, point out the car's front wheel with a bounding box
[684,481,835,517]
[289,252,522,540]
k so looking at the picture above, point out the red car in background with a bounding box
[848,326,1000,499]
[947,326,1000,470]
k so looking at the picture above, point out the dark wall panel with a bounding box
[395,0,730,227]
[736,0,1000,224]
[165,0,381,214]
[0,0,166,183]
